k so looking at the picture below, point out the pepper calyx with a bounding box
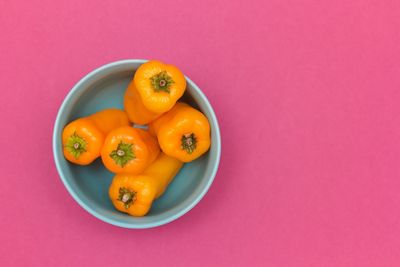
[110,141,135,167]
[65,132,87,159]
[181,133,197,154]
[150,71,174,93]
[118,187,136,209]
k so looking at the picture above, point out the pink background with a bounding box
[1,0,400,266]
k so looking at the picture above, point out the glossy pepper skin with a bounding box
[62,109,130,165]
[134,60,186,114]
[149,102,211,162]
[124,79,162,125]
[101,126,160,174]
[109,153,183,216]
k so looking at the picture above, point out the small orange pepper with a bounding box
[134,60,186,114]
[62,109,130,165]
[109,153,183,216]
[149,102,211,162]
[101,126,160,174]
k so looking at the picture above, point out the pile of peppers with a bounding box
[62,60,211,216]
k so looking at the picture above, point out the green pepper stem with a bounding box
[109,141,135,167]
[118,187,136,209]
[65,132,87,159]
[150,71,174,93]
[181,133,197,154]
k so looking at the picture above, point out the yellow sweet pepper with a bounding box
[149,102,211,162]
[109,153,183,216]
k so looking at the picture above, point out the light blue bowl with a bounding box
[53,59,221,228]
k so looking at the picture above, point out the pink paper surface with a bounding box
[1,0,400,266]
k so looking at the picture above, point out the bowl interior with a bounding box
[53,61,220,228]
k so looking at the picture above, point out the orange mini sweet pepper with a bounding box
[109,153,183,216]
[101,126,159,174]
[134,60,186,114]
[149,102,211,162]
